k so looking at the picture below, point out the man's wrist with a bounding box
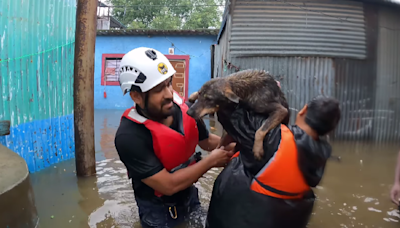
[202,155,216,169]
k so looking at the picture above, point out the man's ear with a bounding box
[188,91,199,103]
[130,90,143,106]
[224,88,240,103]
[298,104,308,116]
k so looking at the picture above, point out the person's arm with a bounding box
[199,133,221,151]
[391,150,400,205]
[115,130,233,197]
[142,151,230,196]
[394,151,400,185]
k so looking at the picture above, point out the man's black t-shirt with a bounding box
[114,101,209,201]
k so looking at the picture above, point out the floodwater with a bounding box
[27,109,400,228]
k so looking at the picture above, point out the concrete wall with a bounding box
[94,35,217,109]
[0,144,38,228]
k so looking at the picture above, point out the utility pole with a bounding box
[73,0,98,177]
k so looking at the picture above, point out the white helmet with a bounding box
[119,47,176,95]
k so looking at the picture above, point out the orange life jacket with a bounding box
[249,124,310,199]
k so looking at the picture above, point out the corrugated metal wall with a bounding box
[214,0,400,142]
[220,56,335,124]
[334,59,376,140]
[0,0,76,172]
[230,0,367,59]
[374,6,400,141]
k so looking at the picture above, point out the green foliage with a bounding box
[105,0,224,29]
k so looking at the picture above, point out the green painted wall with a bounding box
[0,0,76,126]
[0,0,77,172]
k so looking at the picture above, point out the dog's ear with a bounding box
[188,91,199,103]
[224,88,240,103]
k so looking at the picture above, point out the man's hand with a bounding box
[224,142,237,153]
[391,183,400,205]
[142,147,234,196]
[207,146,235,167]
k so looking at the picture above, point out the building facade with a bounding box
[95,29,218,109]
[214,0,400,141]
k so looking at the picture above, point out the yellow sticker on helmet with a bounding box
[158,63,168,75]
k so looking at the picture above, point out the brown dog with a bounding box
[186,69,289,160]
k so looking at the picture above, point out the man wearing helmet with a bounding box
[114,47,234,228]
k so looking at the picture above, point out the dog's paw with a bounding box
[252,143,264,160]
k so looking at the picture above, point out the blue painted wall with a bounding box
[94,35,217,109]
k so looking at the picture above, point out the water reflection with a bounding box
[29,110,400,228]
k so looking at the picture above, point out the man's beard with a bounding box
[147,98,174,120]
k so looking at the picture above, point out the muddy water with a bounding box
[29,110,400,228]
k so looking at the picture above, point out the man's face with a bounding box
[145,77,175,119]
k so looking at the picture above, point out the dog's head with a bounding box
[187,79,240,119]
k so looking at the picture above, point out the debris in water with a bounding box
[364,197,376,203]
[64,169,66,172]
[368,207,382,213]
[389,218,399,222]
[69,220,72,223]
[54,166,57,168]
[387,209,400,218]
[360,160,363,164]
[51,215,54,219]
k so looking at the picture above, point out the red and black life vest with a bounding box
[122,92,199,196]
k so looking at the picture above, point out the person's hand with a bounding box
[224,142,237,153]
[207,146,235,168]
[390,182,400,205]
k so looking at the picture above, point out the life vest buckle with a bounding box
[168,206,178,219]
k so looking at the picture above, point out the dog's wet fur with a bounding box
[186,69,290,160]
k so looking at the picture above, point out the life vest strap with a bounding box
[254,177,302,197]
[170,151,202,173]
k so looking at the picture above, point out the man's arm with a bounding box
[142,153,226,196]
[199,133,221,151]
[391,150,400,205]
[196,119,236,152]
[187,103,222,151]
[394,151,400,184]
[115,130,232,197]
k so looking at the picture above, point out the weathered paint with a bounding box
[74,0,97,177]
[94,35,217,109]
[0,0,76,172]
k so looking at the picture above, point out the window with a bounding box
[101,53,190,99]
[104,58,121,82]
[101,54,124,86]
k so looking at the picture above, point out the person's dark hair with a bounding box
[305,95,341,136]
[130,85,142,93]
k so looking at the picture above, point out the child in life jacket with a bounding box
[206,95,341,228]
